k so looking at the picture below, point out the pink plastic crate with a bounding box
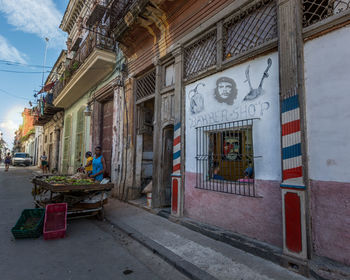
[43,203,67,240]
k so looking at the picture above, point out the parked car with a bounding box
[12,153,32,166]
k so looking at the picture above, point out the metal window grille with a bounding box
[303,0,350,27]
[223,0,277,60]
[184,29,217,80]
[196,119,256,197]
[136,69,156,101]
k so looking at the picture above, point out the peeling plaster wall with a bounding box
[304,25,350,265]
[110,78,136,199]
[184,52,283,246]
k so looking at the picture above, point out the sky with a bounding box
[0,0,69,148]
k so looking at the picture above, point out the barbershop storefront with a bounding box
[183,52,284,247]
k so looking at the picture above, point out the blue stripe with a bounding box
[174,122,181,131]
[281,95,299,113]
[282,143,301,160]
[280,184,305,189]
[173,150,181,160]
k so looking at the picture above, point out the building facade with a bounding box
[107,0,350,275]
[56,0,117,174]
[23,0,350,276]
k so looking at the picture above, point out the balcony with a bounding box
[33,94,63,126]
[53,30,116,108]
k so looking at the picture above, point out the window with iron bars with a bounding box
[303,0,350,27]
[223,0,277,60]
[184,29,217,80]
[196,119,256,197]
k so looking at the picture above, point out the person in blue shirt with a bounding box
[89,146,106,182]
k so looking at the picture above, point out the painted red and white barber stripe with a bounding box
[173,122,181,174]
[281,95,303,182]
[171,122,182,216]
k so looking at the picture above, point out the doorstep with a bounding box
[105,199,307,280]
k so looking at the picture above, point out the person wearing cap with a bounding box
[84,151,93,176]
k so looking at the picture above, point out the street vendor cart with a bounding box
[32,175,113,220]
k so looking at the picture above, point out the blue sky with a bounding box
[0,0,69,148]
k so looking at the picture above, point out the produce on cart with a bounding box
[32,174,113,220]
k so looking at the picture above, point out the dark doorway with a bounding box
[48,144,53,171]
[101,100,113,177]
[162,125,174,206]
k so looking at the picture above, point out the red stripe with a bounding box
[282,120,300,136]
[285,192,302,253]
[173,136,181,146]
[172,179,178,213]
[283,166,302,180]
[173,163,181,172]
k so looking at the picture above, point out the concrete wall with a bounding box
[184,52,283,246]
[304,25,350,265]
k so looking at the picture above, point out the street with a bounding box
[0,165,189,280]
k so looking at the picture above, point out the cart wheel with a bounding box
[97,209,104,221]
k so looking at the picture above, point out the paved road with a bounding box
[0,166,189,280]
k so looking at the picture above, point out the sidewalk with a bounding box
[105,199,307,280]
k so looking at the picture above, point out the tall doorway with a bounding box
[162,125,174,206]
[101,100,113,177]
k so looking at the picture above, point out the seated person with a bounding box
[238,166,254,182]
[213,164,225,180]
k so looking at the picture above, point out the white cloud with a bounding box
[0,0,67,48]
[0,105,24,148]
[0,35,27,64]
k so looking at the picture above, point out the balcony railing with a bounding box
[53,28,115,100]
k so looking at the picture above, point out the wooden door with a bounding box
[162,125,174,206]
[101,100,113,177]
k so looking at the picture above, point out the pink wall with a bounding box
[310,180,350,265]
[184,172,283,247]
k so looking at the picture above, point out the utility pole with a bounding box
[41,37,49,88]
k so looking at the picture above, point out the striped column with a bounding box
[280,93,307,259]
[171,122,181,216]
[281,94,303,183]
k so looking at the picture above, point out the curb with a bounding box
[105,218,217,280]
[126,201,350,280]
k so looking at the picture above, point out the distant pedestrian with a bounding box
[4,153,11,172]
[89,146,106,182]
[40,151,48,173]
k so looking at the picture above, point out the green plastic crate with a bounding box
[11,209,45,239]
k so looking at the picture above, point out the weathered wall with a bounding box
[304,25,350,265]
[184,52,283,246]
[127,0,234,74]
[110,78,136,199]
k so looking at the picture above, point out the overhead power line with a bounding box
[0,69,47,74]
[0,59,53,69]
[0,89,32,100]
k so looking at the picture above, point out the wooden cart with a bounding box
[32,175,113,220]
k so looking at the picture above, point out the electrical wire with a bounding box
[0,89,32,100]
[0,69,47,74]
[0,60,53,69]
